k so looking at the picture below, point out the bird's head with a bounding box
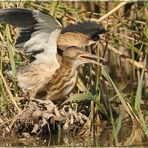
[58,21,107,50]
[61,21,107,39]
[62,46,105,68]
[75,21,107,44]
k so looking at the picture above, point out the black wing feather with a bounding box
[0,8,37,27]
[61,21,106,36]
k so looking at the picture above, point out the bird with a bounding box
[0,8,106,100]
[34,46,105,100]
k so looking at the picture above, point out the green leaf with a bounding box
[63,93,93,104]
[116,114,122,135]
[134,53,147,110]
[5,25,16,77]
[101,67,134,119]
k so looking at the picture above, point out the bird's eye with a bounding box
[57,48,63,56]
[91,34,100,41]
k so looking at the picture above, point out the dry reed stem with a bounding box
[104,43,148,72]
[0,71,21,112]
[97,2,129,23]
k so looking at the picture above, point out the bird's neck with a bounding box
[61,57,80,70]
[55,59,76,76]
[46,58,78,100]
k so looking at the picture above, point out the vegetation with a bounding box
[0,1,148,147]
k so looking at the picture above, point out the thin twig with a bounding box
[0,71,21,112]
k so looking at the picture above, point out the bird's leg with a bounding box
[29,90,37,100]
[13,91,35,106]
[30,98,61,117]
[15,91,31,102]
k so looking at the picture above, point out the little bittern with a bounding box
[0,8,106,99]
[38,46,104,100]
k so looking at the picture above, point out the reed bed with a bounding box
[0,1,148,147]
